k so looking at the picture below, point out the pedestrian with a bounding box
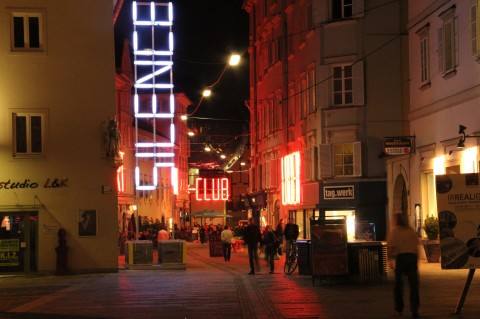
[243,218,262,275]
[387,213,420,318]
[263,225,277,273]
[221,225,233,262]
[158,226,169,241]
[199,226,206,244]
[275,218,285,255]
[284,217,299,258]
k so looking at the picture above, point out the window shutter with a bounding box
[271,158,278,187]
[319,144,332,178]
[313,146,319,180]
[304,148,312,181]
[353,142,362,176]
[476,1,480,55]
[315,0,328,23]
[438,27,444,73]
[352,61,364,105]
[454,16,459,66]
[352,0,365,18]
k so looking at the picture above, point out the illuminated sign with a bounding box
[384,138,411,155]
[117,151,125,192]
[133,1,175,191]
[195,178,229,201]
[324,185,355,200]
[281,151,301,205]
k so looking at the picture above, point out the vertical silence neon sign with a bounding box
[281,151,301,205]
[195,178,229,201]
[133,1,175,191]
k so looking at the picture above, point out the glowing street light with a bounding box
[229,54,241,66]
[187,53,242,117]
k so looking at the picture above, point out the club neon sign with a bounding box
[281,151,301,205]
[195,178,229,201]
[132,1,175,191]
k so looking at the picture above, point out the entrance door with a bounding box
[0,212,37,272]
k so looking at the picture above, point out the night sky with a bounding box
[115,0,250,168]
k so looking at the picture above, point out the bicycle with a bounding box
[283,240,298,275]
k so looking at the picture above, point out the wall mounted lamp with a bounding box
[457,125,480,149]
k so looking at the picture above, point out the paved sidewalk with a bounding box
[0,242,479,318]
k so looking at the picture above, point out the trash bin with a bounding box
[158,240,186,264]
[347,241,388,283]
[297,239,311,275]
[125,240,153,265]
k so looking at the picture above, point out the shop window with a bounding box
[12,112,46,157]
[10,11,45,51]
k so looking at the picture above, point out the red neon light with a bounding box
[195,178,229,201]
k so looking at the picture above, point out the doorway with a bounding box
[0,211,37,272]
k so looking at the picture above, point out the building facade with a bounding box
[0,0,118,273]
[386,0,480,239]
[244,0,408,240]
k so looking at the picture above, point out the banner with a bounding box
[436,173,480,269]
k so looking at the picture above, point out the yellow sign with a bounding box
[0,239,19,267]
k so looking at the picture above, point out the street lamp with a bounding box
[187,53,242,117]
[457,125,480,149]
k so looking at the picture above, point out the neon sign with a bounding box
[195,178,229,201]
[133,1,175,191]
[281,151,301,205]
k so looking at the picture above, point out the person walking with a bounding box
[387,213,420,318]
[275,218,285,256]
[243,218,262,275]
[263,225,277,273]
[221,225,233,262]
[284,217,299,258]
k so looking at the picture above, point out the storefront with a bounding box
[0,211,37,272]
[316,181,387,241]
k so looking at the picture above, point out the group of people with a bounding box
[242,217,299,274]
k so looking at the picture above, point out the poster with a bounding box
[436,173,480,269]
[78,209,97,237]
[0,239,20,267]
[311,224,348,276]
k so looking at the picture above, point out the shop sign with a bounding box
[195,178,229,201]
[0,178,68,190]
[384,138,411,155]
[324,185,355,200]
[0,239,19,267]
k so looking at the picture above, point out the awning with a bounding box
[193,210,233,218]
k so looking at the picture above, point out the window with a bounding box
[11,11,44,51]
[332,0,353,19]
[12,112,46,157]
[334,143,354,176]
[332,65,352,105]
[331,62,364,106]
[438,8,457,74]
